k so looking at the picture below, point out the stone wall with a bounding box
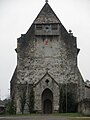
[85,85,90,98]
[78,99,90,116]
[15,24,85,113]
[10,2,85,114]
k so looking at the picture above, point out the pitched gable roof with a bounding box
[34,3,60,24]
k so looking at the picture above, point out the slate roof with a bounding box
[34,2,61,24]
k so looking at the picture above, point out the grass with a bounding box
[53,113,90,120]
[0,112,90,120]
[69,118,90,120]
[53,113,83,117]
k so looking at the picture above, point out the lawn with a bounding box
[69,118,90,120]
[53,113,83,117]
[0,113,90,120]
[53,113,90,120]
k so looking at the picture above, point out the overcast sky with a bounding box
[0,0,90,100]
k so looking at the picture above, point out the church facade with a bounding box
[10,1,85,114]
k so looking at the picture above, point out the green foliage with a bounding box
[69,118,90,120]
[27,87,35,113]
[20,87,27,114]
[0,107,5,115]
[53,112,83,117]
[59,83,77,113]
[59,86,64,113]
[5,99,16,115]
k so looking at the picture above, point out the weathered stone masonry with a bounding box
[11,2,85,114]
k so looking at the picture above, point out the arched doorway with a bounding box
[42,88,53,114]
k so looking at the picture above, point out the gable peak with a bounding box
[34,1,60,24]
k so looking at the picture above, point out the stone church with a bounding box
[10,1,85,114]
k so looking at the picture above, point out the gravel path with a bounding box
[0,115,68,120]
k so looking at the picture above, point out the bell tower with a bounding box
[11,1,85,114]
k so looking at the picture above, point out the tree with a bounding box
[59,84,66,113]
[59,83,77,113]
[20,86,27,114]
[27,86,34,113]
[5,98,16,114]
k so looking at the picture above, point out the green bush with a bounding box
[59,83,77,113]
[5,99,16,114]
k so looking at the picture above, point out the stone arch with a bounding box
[42,88,53,114]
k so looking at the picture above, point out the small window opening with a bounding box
[45,79,49,85]
[44,25,51,31]
[36,25,42,30]
[52,24,58,30]
[46,27,49,29]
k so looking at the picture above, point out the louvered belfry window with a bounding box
[36,24,42,30]
[52,24,58,30]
